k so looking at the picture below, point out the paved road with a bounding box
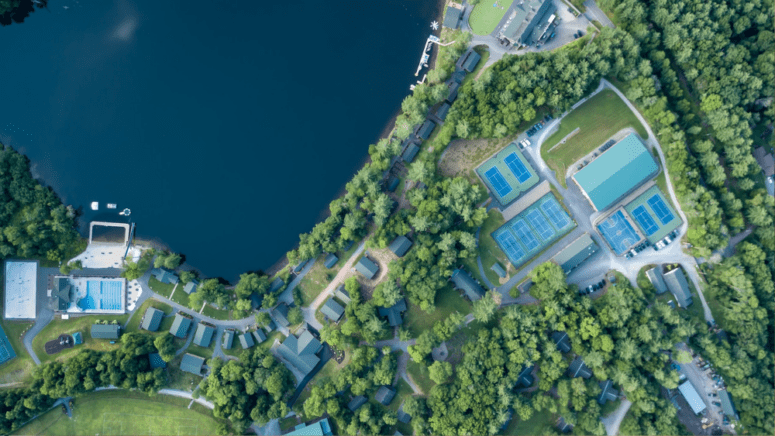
[583,0,615,28]
[601,398,632,435]
[23,308,53,365]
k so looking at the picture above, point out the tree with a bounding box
[287,307,303,325]
[154,333,176,362]
[428,361,453,384]
[255,311,271,327]
[372,280,402,308]
[472,291,499,323]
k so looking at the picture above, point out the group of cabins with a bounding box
[151,267,199,295]
[646,265,693,308]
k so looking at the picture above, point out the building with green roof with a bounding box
[193,323,215,347]
[222,329,235,350]
[180,353,205,376]
[183,280,198,295]
[501,0,553,45]
[72,331,82,345]
[323,254,339,269]
[443,5,463,29]
[277,330,322,376]
[572,134,658,211]
[141,307,164,331]
[718,390,738,420]
[239,333,255,349]
[491,263,507,278]
[91,324,120,339]
[284,417,333,436]
[552,233,599,274]
[169,313,192,338]
[646,267,668,294]
[389,235,413,257]
[355,257,379,280]
[252,329,267,343]
[450,268,485,301]
[461,49,481,72]
[663,267,693,308]
[52,277,72,311]
[320,298,345,322]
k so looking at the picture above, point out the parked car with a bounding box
[523,138,531,146]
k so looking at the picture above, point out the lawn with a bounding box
[170,288,190,307]
[403,286,471,338]
[502,407,555,435]
[542,89,649,186]
[0,318,35,385]
[468,0,514,35]
[297,257,336,306]
[147,276,175,298]
[167,353,206,391]
[387,378,414,413]
[11,389,224,436]
[463,46,491,83]
[406,359,435,395]
[201,304,231,320]
[478,209,510,284]
[124,298,174,334]
[32,314,129,364]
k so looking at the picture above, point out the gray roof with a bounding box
[678,380,706,414]
[293,259,310,273]
[324,253,339,269]
[250,292,264,310]
[598,380,618,404]
[388,177,400,192]
[447,82,460,102]
[183,280,198,294]
[517,365,534,388]
[334,285,351,304]
[416,120,436,140]
[169,314,192,338]
[552,331,571,353]
[375,386,396,405]
[663,268,693,308]
[451,70,466,84]
[646,267,668,294]
[222,330,235,350]
[450,268,485,301]
[141,307,164,331]
[347,395,367,412]
[151,268,178,284]
[552,233,598,274]
[754,146,775,177]
[277,330,322,376]
[461,50,481,72]
[90,324,120,339]
[378,298,407,327]
[355,257,379,280]
[321,298,345,322]
[568,356,592,379]
[718,390,738,419]
[193,323,215,347]
[402,143,420,163]
[389,235,413,257]
[180,353,205,376]
[53,277,72,311]
[436,102,451,120]
[397,403,412,423]
[269,277,285,293]
[239,333,255,349]
[252,329,267,344]
[273,303,291,327]
[501,0,553,44]
[443,5,463,29]
[491,263,506,278]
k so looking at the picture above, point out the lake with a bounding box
[0,0,440,281]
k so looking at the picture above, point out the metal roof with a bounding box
[183,280,198,294]
[717,390,737,419]
[91,324,120,339]
[378,298,407,327]
[323,253,339,269]
[491,263,507,278]
[151,268,179,284]
[141,307,164,331]
[347,396,367,412]
[239,333,255,349]
[273,303,290,327]
[461,50,481,72]
[169,314,192,338]
[277,331,321,376]
[180,353,205,376]
[416,120,436,140]
[436,102,451,120]
[375,386,396,405]
[402,143,420,163]
[148,352,167,369]
[447,82,460,102]
[222,330,235,350]
[52,277,71,311]
[573,134,658,211]
[552,233,599,274]
[678,381,707,414]
[193,323,215,347]
[598,380,618,404]
[321,299,345,322]
[450,268,485,301]
[568,356,592,379]
[355,257,379,280]
[552,331,571,353]
[442,5,463,29]
[389,235,413,257]
[663,268,693,308]
[646,267,668,294]
[334,285,351,304]
[252,329,267,343]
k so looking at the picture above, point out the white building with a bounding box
[4,260,38,319]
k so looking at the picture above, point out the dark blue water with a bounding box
[1,0,440,280]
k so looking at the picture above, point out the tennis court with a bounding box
[648,194,674,224]
[0,324,17,365]
[631,205,658,236]
[493,193,575,266]
[623,186,682,244]
[597,210,641,255]
[476,143,539,205]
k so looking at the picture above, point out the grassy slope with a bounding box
[32,314,129,365]
[0,318,35,384]
[403,286,471,338]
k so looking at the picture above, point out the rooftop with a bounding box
[193,323,216,347]
[277,330,322,376]
[678,381,706,414]
[239,332,255,349]
[141,307,164,331]
[180,353,205,376]
[320,298,345,322]
[378,298,407,327]
[450,268,485,301]
[375,386,396,405]
[4,260,38,320]
[663,267,692,308]
[461,49,481,72]
[355,257,379,280]
[169,313,192,338]
[442,4,463,29]
[568,356,592,379]
[222,330,235,350]
[323,253,339,269]
[151,267,178,285]
[552,233,599,274]
[183,280,198,294]
[389,235,413,257]
[91,324,120,339]
[646,267,668,294]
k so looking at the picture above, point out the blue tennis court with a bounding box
[647,194,674,224]
[598,210,640,255]
[512,220,539,250]
[485,167,513,198]
[496,231,526,263]
[540,197,571,229]
[632,205,658,236]
[504,152,531,183]
[526,209,555,240]
[0,324,16,364]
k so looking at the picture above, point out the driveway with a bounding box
[23,307,54,365]
[601,398,631,435]
[583,0,615,28]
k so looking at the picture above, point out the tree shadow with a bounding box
[0,0,47,27]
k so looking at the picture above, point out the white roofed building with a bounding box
[4,260,38,319]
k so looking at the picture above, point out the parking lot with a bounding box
[522,0,593,53]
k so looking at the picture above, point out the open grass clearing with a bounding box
[32,314,129,364]
[542,89,648,187]
[403,286,471,338]
[406,359,435,395]
[0,317,35,385]
[12,389,224,436]
[387,378,414,414]
[201,303,231,320]
[297,257,338,306]
[468,0,514,35]
[147,276,175,298]
[124,298,174,334]
[502,406,555,435]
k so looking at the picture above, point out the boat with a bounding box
[90,202,99,211]
[107,204,117,209]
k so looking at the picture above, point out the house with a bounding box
[557,417,573,433]
[277,330,323,376]
[355,257,379,280]
[388,177,400,192]
[264,319,277,332]
[239,333,255,349]
[552,331,571,353]
[442,3,463,29]
[334,285,351,304]
[347,396,367,412]
[222,329,235,350]
[389,235,413,257]
[321,299,345,322]
[148,352,166,369]
[753,146,775,178]
[451,70,466,84]
[151,268,178,285]
[141,307,164,331]
[516,366,534,388]
[447,82,460,102]
[284,417,333,436]
[273,303,291,327]
[293,259,310,273]
[552,233,599,274]
[461,49,481,72]
[397,403,412,424]
[52,277,72,311]
[324,253,339,269]
[568,356,592,379]
[91,324,120,339]
[378,298,407,327]
[663,267,693,308]
[252,329,267,344]
[193,323,215,347]
[180,353,205,376]
[183,279,198,295]
[375,386,396,406]
[646,267,668,294]
[450,268,486,301]
[718,390,739,420]
[598,380,619,405]
[678,380,706,414]
[491,263,507,278]
[501,0,554,46]
[436,102,451,120]
[250,292,264,310]
[402,143,420,163]
[416,120,436,140]
[169,313,192,338]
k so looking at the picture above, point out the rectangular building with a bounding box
[663,267,693,308]
[552,233,599,274]
[678,381,706,414]
[3,260,38,319]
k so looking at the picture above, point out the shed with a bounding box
[646,267,668,294]
[252,329,267,344]
[450,268,485,301]
[347,396,367,412]
[663,267,693,308]
[375,386,396,406]
[324,253,339,269]
[516,365,534,388]
[436,102,451,120]
[568,356,592,379]
[355,257,379,280]
[183,280,198,295]
[402,143,420,163]
[389,235,413,257]
[678,381,706,414]
[141,307,164,332]
[552,233,599,274]
[334,285,351,304]
[321,299,345,322]
[416,120,436,140]
[193,323,215,347]
[718,390,738,420]
[180,353,205,376]
[552,331,571,353]
[598,380,619,405]
[222,330,235,350]
[447,82,460,102]
[72,332,83,345]
[239,333,255,349]
[461,49,481,72]
[378,298,407,327]
[250,292,264,310]
[148,352,166,369]
[388,177,400,192]
[491,263,507,278]
[442,5,463,29]
[91,324,120,339]
[169,313,192,338]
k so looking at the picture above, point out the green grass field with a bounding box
[12,389,224,436]
[478,209,509,284]
[0,317,35,385]
[403,286,471,338]
[406,359,435,395]
[32,314,129,364]
[502,407,554,435]
[468,1,514,35]
[201,303,231,320]
[147,276,175,298]
[125,298,174,334]
[542,89,648,186]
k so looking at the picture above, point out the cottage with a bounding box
[148,352,166,369]
[718,390,738,420]
[460,49,481,72]
[273,303,291,327]
[450,268,486,301]
[598,380,619,405]
[141,307,164,332]
[252,329,267,344]
[447,82,460,102]
[491,263,507,279]
[397,403,412,423]
[378,298,407,327]
[222,329,235,350]
[646,267,668,294]
[277,330,323,376]
[321,299,345,322]
[516,365,534,388]
[91,324,120,339]
[355,257,379,280]
[193,323,215,347]
[375,386,396,406]
[416,120,436,140]
[180,353,205,376]
[52,277,71,311]
[323,253,339,269]
[552,331,572,353]
[347,396,367,412]
[451,70,466,84]
[568,356,592,379]
[239,333,255,349]
[387,177,400,192]
[442,4,463,29]
[436,102,451,120]
[753,146,775,178]
[151,268,178,285]
[402,143,420,163]
[663,267,693,308]
[334,285,351,304]
[169,313,192,338]
[183,279,198,295]
[389,235,413,257]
